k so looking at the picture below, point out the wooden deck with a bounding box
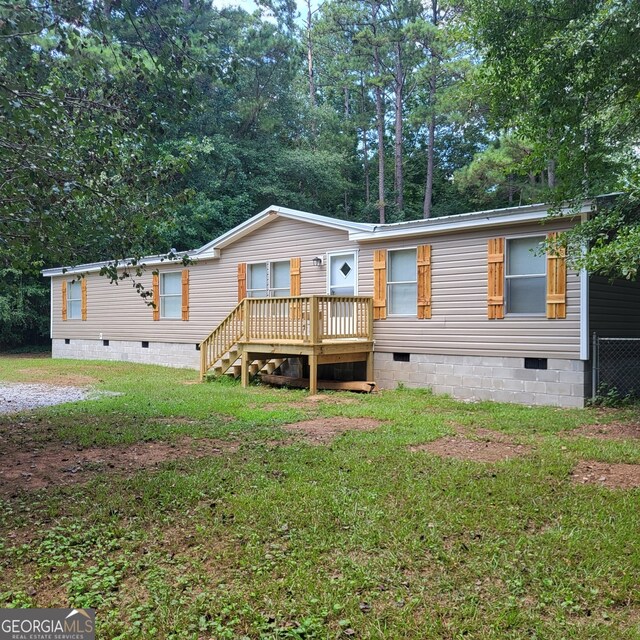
[200,295,374,393]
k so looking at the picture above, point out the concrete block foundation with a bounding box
[374,352,587,408]
[52,338,200,370]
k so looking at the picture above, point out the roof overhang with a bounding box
[41,251,198,278]
[348,201,595,243]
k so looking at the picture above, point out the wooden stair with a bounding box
[202,336,286,381]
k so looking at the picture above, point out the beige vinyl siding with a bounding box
[590,276,640,337]
[358,220,581,359]
[51,217,355,343]
[50,214,583,359]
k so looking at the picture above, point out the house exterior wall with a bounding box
[50,217,355,344]
[358,219,581,359]
[590,276,640,337]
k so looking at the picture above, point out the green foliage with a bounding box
[464,0,640,278]
[454,135,546,207]
[0,268,49,348]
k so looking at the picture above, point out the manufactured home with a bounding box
[42,201,640,408]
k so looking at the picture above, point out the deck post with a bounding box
[241,350,250,388]
[310,295,319,345]
[199,344,206,382]
[366,351,374,381]
[367,298,374,341]
[242,299,250,341]
[309,353,318,395]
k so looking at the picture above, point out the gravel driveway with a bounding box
[0,383,91,414]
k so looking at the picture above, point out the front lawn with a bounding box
[0,357,638,639]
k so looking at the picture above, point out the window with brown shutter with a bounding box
[373,249,387,320]
[546,232,567,318]
[61,280,67,321]
[290,257,301,296]
[81,278,87,321]
[487,237,505,319]
[152,273,160,321]
[237,263,247,302]
[181,269,190,321]
[290,257,302,319]
[417,245,432,319]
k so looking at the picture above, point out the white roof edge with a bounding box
[193,205,376,255]
[41,250,199,278]
[348,200,595,242]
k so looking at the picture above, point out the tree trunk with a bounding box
[360,76,371,205]
[423,0,439,219]
[306,0,316,108]
[394,42,404,215]
[363,128,371,205]
[372,2,385,224]
[423,110,435,219]
[547,158,556,189]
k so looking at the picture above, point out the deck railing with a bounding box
[200,295,373,378]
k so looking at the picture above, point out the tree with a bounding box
[464,0,640,278]
[0,0,193,272]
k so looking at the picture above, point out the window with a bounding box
[388,249,417,315]
[506,236,546,314]
[160,272,182,318]
[247,261,290,298]
[67,281,82,319]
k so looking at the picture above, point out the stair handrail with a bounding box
[199,300,245,380]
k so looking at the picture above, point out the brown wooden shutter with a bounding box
[61,280,67,321]
[81,278,87,321]
[487,237,505,319]
[152,273,160,321]
[290,257,301,296]
[546,232,567,319]
[290,257,302,319]
[373,249,387,320]
[181,269,189,321]
[417,244,432,319]
[237,263,247,302]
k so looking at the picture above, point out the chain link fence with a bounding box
[592,334,640,399]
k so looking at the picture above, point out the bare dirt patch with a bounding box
[569,422,640,441]
[256,394,359,412]
[571,460,640,490]
[281,417,382,444]
[0,438,239,495]
[410,436,531,463]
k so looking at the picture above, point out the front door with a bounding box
[328,252,357,296]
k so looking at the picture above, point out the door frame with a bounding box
[326,250,359,296]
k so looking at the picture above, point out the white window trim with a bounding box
[246,260,291,298]
[505,234,547,317]
[326,250,359,296]
[387,247,418,317]
[160,271,182,320]
[67,280,82,320]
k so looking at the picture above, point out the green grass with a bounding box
[0,357,639,639]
